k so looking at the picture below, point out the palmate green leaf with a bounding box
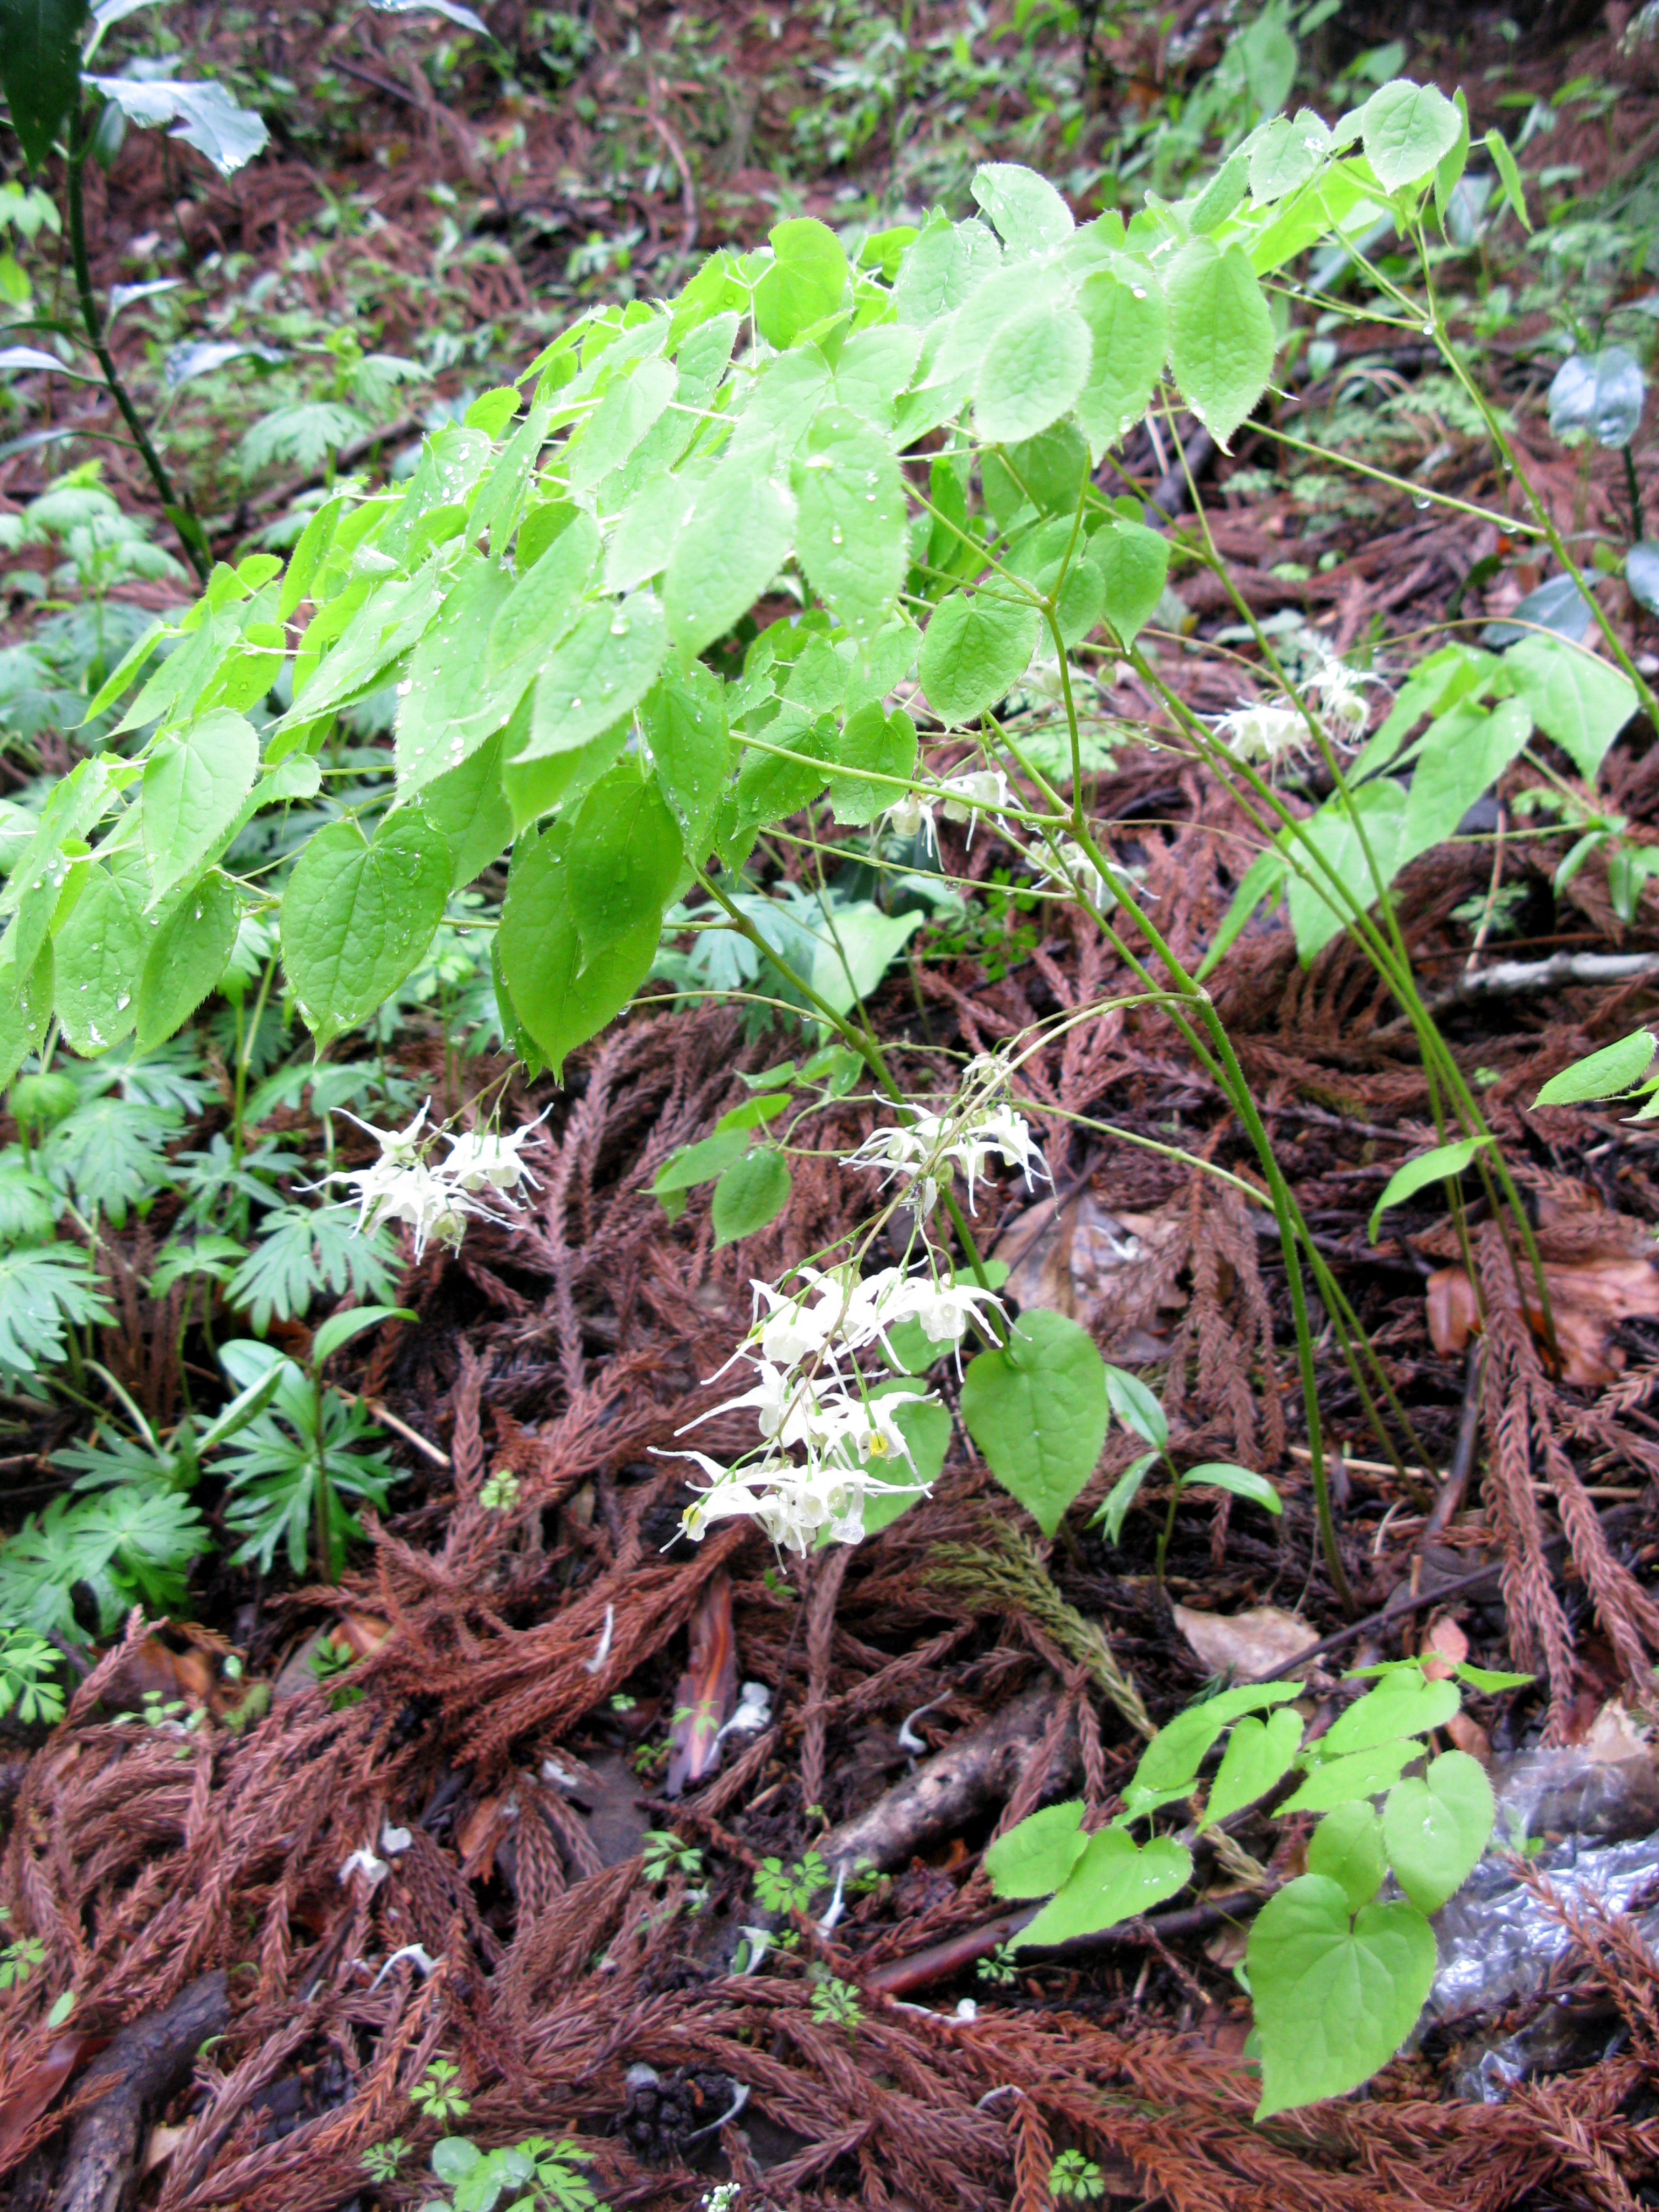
[141,708,258,900]
[1533,1027,1656,1106]
[712,1146,791,1245]
[1016,1828,1192,1949]
[1247,1875,1436,2118]
[984,1801,1088,1900]
[792,407,907,640]
[973,303,1093,445]
[0,1487,206,1643]
[664,460,796,661]
[1072,268,1166,455]
[54,863,148,1055]
[754,217,848,349]
[281,813,450,1048]
[960,1309,1107,1536]
[1307,1801,1388,1913]
[0,1243,111,1374]
[497,820,660,1080]
[136,871,239,1048]
[918,592,1042,727]
[40,1094,180,1223]
[1166,237,1275,447]
[226,1204,399,1332]
[0,0,87,170]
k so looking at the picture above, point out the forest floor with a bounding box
[9,3,1659,2209]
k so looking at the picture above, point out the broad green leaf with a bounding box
[1204,1706,1303,1827]
[496,821,658,1078]
[136,872,239,1050]
[54,865,146,1054]
[141,708,259,899]
[834,322,923,427]
[604,469,699,596]
[1073,268,1166,455]
[1359,79,1464,192]
[565,354,676,492]
[1455,1660,1533,1693]
[960,1308,1108,1536]
[1103,1363,1168,1450]
[502,716,628,836]
[728,713,832,847]
[1382,1750,1494,1914]
[712,1147,791,1245]
[1367,1136,1491,1243]
[1,0,87,169]
[664,461,796,660]
[1286,775,1407,962]
[918,591,1042,726]
[416,725,514,889]
[312,1304,415,1367]
[641,665,731,865]
[931,258,1051,392]
[1166,237,1275,447]
[1238,7,1295,113]
[893,210,1000,327]
[1547,348,1647,449]
[1179,1462,1282,1515]
[520,594,668,761]
[1093,522,1170,644]
[1016,1828,1192,1948]
[1397,696,1532,865]
[396,562,520,795]
[1279,1740,1422,1814]
[1307,1802,1388,1914]
[825,703,916,825]
[971,163,1073,255]
[792,405,907,639]
[973,303,1092,445]
[1504,634,1637,780]
[1248,1875,1436,2117]
[1319,1671,1461,1758]
[1195,848,1286,981]
[1127,1683,1303,1802]
[0,939,53,1089]
[1486,127,1531,232]
[1534,1027,1656,1105]
[566,764,682,963]
[281,813,450,1047]
[654,1128,750,1195]
[984,1801,1088,1900]
[1092,1450,1156,1544]
[806,900,924,1017]
[754,218,848,349]
[1249,109,1332,203]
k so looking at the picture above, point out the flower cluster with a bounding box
[333,1104,544,1260]
[846,1051,1050,1217]
[1214,650,1374,767]
[669,1261,1006,1554]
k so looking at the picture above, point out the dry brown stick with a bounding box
[819,1685,1076,1879]
[867,1887,1267,1998]
[49,1972,228,2212]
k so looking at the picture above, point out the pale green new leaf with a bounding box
[136,871,240,1050]
[54,865,147,1054]
[1093,521,1170,644]
[1073,268,1167,455]
[1382,1750,1494,1914]
[1320,1671,1461,1757]
[1166,237,1275,447]
[521,594,668,761]
[1016,1828,1192,1948]
[1306,1802,1388,1914]
[497,821,659,1078]
[396,561,519,795]
[1204,1705,1303,1827]
[1248,1875,1436,2116]
[1368,1135,1491,1243]
[973,302,1092,445]
[641,665,731,864]
[984,1801,1088,1899]
[971,163,1073,255]
[753,218,847,348]
[1359,79,1463,193]
[564,354,676,493]
[1179,1462,1282,1515]
[806,900,924,1017]
[1504,634,1637,780]
[1126,1683,1304,1805]
[664,462,796,660]
[1534,1028,1656,1105]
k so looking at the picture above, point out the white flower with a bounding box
[893,1274,1005,1346]
[444,1122,544,1198]
[1025,836,1111,909]
[349,1157,472,1261]
[1214,701,1309,764]
[939,767,1009,844]
[1305,647,1374,739]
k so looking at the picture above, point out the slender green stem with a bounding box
[64,101,209,582]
